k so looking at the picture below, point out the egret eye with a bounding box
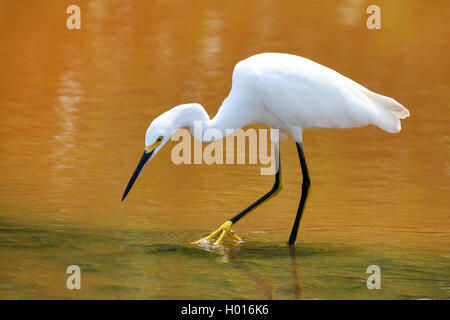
[157,136,163,142]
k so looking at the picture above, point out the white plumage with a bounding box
[139,52,410,147]
[212,52,409,141]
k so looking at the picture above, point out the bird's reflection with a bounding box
[289,245,303,299]
[197,242,303,299]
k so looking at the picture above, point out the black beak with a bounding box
[121,150,154,201]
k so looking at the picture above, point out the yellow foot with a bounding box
[192,221,242,246]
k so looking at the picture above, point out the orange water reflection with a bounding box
[0,0,448,299]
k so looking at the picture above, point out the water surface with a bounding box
[0,0,449,299]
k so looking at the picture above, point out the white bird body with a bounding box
[146,53,409,145]
[123,52,410,245]
[210,52,409,141]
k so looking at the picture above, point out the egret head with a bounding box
[121,103,209,201]
[121,115,173,201]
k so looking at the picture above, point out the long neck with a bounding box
[172,103,242,142]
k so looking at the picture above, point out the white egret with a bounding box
[122,52,409,245]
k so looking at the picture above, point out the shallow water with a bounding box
[0,0,449,299]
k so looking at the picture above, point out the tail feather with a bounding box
[362,90,410,133]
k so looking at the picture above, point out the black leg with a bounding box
[229,146,282,224]
[288,142,310,245]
